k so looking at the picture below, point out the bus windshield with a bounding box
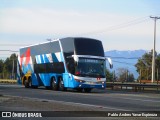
[75,58,106,78]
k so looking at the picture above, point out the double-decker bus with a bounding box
[17,37,112,92]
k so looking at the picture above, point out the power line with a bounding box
[112,60,135,65]
[0,44,29,46]
[0,50,18,52]
[74,16,150,36]
[105,56,140,59]
[0,54,14,55]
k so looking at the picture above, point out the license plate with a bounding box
[85,82,94,84]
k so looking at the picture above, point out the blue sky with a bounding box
[0,0,160,59]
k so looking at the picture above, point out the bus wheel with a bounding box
[51,77,58,91]
[59,77,66,91]
[84,88,92,93]
[24,78,29,88]
[28,78,32,88]
[28,77,38,89]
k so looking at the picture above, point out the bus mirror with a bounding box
[106,57,113,69]
[72,55,79,62]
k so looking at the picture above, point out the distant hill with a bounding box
[105,50,147,79]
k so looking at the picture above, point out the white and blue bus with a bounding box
[17,37,112,92]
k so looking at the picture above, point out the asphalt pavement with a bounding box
[0,84,160,120]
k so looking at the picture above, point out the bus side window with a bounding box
[67,58,75,74]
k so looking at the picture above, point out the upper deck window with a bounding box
[74,38,104,57]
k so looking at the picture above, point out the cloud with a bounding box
[0,8,105,35]
[0,7,154,37]
[1,7,159,52]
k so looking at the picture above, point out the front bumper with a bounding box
[78,82,106,89]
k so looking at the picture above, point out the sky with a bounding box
[0,0,160,59]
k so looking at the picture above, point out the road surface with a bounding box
[0,84,160,119]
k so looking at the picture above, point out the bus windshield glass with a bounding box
[74,38,104,57]
[75,58,106,78]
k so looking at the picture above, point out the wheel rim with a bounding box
[59,79,64,90]
[24,79,29,88]
[24,79,27,86]
[51,77,58,90]
[29,80,31,87]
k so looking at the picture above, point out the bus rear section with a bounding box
[17,37,112,92]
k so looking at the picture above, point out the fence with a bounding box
[107,69,160,92]
[107,82,160,92]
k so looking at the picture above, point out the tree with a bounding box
[156,54,160,80]
[2,64,8,79]
[4,54,17,73]
[106,69,114,82]
[128,73,135,82]
[0,53,18,79]
[135,51,152,80]
[0,60,3,73]
[116,68,135,82]
[135,50,160,80]
[0,60,4,78]
[116,68,126,82]
[4,58,12,73]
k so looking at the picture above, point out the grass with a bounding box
[0,79,17,84]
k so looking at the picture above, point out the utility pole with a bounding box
[150,16,160,83]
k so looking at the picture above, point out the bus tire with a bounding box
[24,78,29,88]
[28,77,32,88]
[59,77,66,91]
[28,77,38,89]
[51,77,58,91]
[84,88,92,93]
